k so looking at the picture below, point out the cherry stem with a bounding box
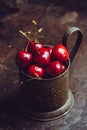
[24,42,29,52]
[32,20,37,42]
[19,30,33,43]
[34,73,42,79]
[34,24,37,41]
[8,45,20,51]
[19,30,34,52]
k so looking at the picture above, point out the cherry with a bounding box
[34,48,51,67]
[28,65,44,78]
[45,45,53,54]
[28,41,44,55]
[52,44,69,62]
[61,64,67,73]
[16,50,33,68]
[45,61,63,77]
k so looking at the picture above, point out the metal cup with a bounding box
[18,27,83,121]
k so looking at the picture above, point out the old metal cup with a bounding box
[18,27,83,121]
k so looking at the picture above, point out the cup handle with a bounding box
[62,27,83,63]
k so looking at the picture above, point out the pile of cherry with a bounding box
[16,21,69,79]
[16,42,69,79]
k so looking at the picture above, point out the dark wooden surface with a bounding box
[0,1,87,130]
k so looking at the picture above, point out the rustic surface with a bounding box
[0,1,87,130]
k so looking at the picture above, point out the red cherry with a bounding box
[46,61,63,77]
[45,46,53,54]
[16,50,33,67]
[61,64,67,73]
[52,44,69,62]
[28,41,44,55]
[34,48,51,67]
[28,65,44,78]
